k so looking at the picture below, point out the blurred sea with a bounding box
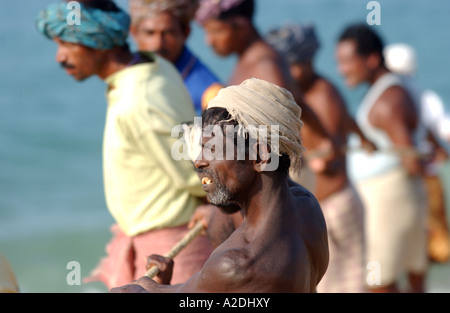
[0,0,449,292]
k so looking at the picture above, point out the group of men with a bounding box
[32,0,448,293]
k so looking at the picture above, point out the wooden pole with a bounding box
[145,221,205,279]
[303,145,431,161]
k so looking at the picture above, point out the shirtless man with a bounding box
[111,79,329,293]
[191,0,336,242]
[266,23,369,293]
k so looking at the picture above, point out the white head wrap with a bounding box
[206,78,305,172]
[384,43,417,76]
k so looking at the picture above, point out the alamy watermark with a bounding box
[366,1,381,25]
[366,261,381,286]
[66,261,81,286]
[65,260,382,288]
[65,1,380,28]
[66,1,81,26]
[171,117,281,172]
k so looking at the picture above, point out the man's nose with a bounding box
[55,46,66,63]
[193,152,209,169]
[336,61,349,77]
[153,33,165,51]
[204,33,213,47]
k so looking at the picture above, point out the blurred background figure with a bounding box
[385,43,450,264]
[266,23,368,293]
[0,254,19,293]
[336,23,429,293]
[129,0,223,115]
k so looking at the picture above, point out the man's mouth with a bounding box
[61,62,75,71]
[202,177,213,185]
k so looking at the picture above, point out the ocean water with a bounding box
[0,0,449,293]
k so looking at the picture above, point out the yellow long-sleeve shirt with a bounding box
[103,54,205,237]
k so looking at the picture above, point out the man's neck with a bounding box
[368,66,389,85]
[236,25,261,57]
[297,65,320,94]
[97,48,134,80]
[239,175,291,229]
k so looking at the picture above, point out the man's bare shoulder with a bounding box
[230,39,290,87]
[239,41,284,74]
[290,184,319,205]
[289,184,329,284]
[197,245,253,292]
[307,78,346,108]
[242,39,279,62]
[370,85,415,127]
[289,184,326,231]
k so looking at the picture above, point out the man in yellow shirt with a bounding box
[129,0,223,115]
[36,0,213,289]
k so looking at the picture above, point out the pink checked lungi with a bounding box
[85,224,213,289]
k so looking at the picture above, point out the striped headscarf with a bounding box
[266,23,320,64]
[36,1,130,50]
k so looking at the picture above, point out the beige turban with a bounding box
[207,78,305,173]
[129,0,199,26]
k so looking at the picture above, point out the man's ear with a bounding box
[130,24,138,39]
[183,24,191,40]
[230,16,250,30]
[366,52,382,70]
[252,142,272,173]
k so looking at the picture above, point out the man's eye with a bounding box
[203,144,217,155]
[203,145,215,153]
[163,29,176,36]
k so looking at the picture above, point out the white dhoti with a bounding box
[356,166,428,287]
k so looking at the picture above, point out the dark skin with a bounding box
[188,202,243,248]
[369,85,423,176]
[111,128,329,293]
